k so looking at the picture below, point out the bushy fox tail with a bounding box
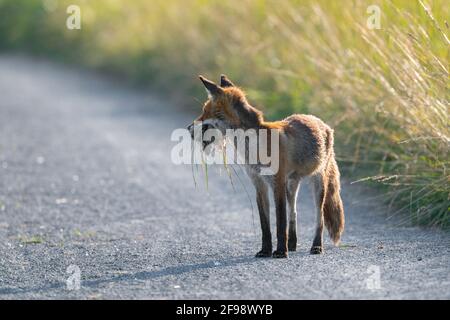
[323,130,345,245]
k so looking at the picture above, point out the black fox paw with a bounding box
[288,242,297,251]
[310,246,323,255]
[272,250,288,258]
[255,250,272,258]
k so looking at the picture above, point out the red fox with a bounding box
[188,75,345,258]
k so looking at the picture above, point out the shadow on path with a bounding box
[0,255,258,295]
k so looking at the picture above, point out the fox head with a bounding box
[187,75,263,148]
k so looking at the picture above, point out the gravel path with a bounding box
[0,54,448,299]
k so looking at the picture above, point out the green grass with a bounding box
[0,0,448,228]
[18,235,45,245]
[73,229,96,239]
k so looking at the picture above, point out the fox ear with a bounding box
[220,74,235,88]
[199,75,223,98]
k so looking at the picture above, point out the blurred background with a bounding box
[0,0,448,228]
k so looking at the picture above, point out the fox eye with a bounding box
[216,113,225,120]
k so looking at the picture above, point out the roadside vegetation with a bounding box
[0,0,448,228]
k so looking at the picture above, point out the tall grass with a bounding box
[0,0,448,227]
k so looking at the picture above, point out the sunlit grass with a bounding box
[18,234,44,245]
[0,0,448,227]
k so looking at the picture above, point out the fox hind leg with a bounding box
[311,173,325,254]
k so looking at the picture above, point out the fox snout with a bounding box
[187,122,214,140]
[187,123,194,139]
[187,122,216,150]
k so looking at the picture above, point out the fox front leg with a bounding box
[252,176,272,257]
[273,176,288,258]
